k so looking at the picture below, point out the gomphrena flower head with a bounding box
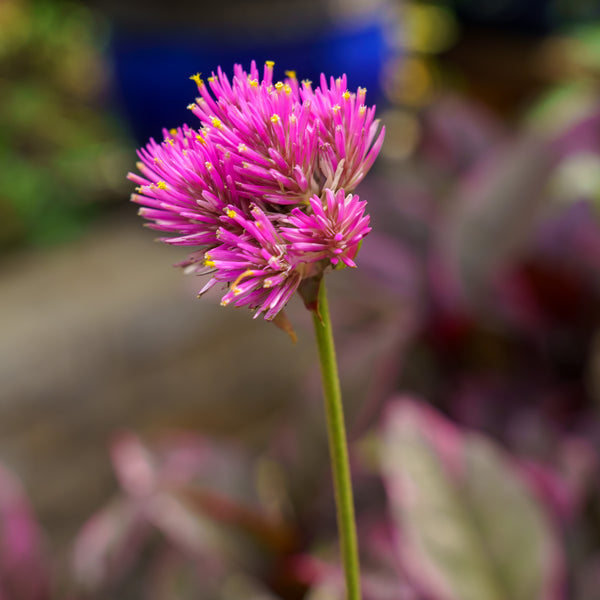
[129,60,384,322]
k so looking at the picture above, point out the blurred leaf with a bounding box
[72,497,149,592]
[381,398,564,600]
[0,463,50,599]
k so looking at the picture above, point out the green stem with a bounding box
[312,279,361,600]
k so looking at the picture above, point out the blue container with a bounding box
[108,14,391,143]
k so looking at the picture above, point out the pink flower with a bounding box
[300,74,385,192]
[282,189,371,268]
[129,60,384,320]
[187,62,318,206]
[201,204,303,320]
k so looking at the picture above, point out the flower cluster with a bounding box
[130,60,384,320]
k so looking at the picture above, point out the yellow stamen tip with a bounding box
[265,60,275,68]
[205,161,213,170]
[238,143,248,152]
[270,113,280,123]
[333,104,341,112]
[211,117,223,129]
[359,105,367,115]
[153,157,161,163]
[187,103,196,110]
[190,73,203,86]
[204,252,215,268]
[343,90,351,100]
[207,75,216,83]
[275,81,284,90]
[157,181,167,190]
[169,128,177,135]
[226,209,237,218]
[230,269,256,293]
[285,70,296,79]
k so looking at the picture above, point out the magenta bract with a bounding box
[129,60,384,319]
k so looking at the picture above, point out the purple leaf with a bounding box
[71,497,149,591]
[0,463,50,600]
[381,397,565,600]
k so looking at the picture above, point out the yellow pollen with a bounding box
[249,78,258,88]
[221,298,230,306]
[226,209,237,218]
[343,90,351,100]
[205,161,213,170]
[196,134,206,145]
[265,60,275,68]
[211,117,223,129]
[333,104,341,112]
[204,252,215,267]
[164,138,174,146]
[289,114,297,123]
[153,157,161,163]
[242,161,250,168]
[270,113,280,123]
[302,79,312,87]
[264,279,273,288]
[169,128,177,135]
[231,269,256,292]
[359,87,367,94]
[284,84,292,95]
[187,103,196,110]
[275,81,284,90]
[207,75,216,83]
[157,181,167,190]
[285,70,296,79]
[359,105,367,115]
[238,143,248,152]
[190,73,203,86]
[135,186,143,193]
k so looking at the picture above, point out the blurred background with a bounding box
[2,0,600,598]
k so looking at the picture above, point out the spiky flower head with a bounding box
[129,60,384,324]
